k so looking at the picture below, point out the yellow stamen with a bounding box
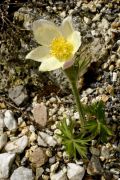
[50,37,73,61]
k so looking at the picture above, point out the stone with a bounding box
[8,85,28,106]
[28,147,48,168]
[39,132,57,147]
[37,135,47,147]
[29,132,37,143]
[67,163,85,180]
[0,133,7,150]
[92,14,101,22]
[36,167,44,180]
[0,111,5,133]
[10,166,34,180]
[5,135,28,153]
[50,168,67,180]
[49,156,56,164]
[87,155,103,175]
[112,72,117,82]
[50,162,59,173]
[0,153,15,179]
[4,110,17,131]
[33,103,47,127]
[100,146,110,161]
[101,94,109,102]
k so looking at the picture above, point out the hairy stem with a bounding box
[70,80,85,127]
[64,66,85,127]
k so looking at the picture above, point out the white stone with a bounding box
[0,153,15,179]
[10,166,33,180]
[50,162,59,173]
[112,72,117,82]
[4,110,17,130]
[37,135,47,147]
[29,125,35,132]
[73,112,79,119]
[50,168,67,180]
[0,133,7,150]
[67,163,85,180]
[39,132,57,147]
[92,14,101,21]
[5,135,28,153]
[84,17,91,24]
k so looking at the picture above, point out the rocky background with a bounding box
[0,0,120,179]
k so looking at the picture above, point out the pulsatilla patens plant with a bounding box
[84,101,112,143]
[26,16,112,159]
[57,118,89,159]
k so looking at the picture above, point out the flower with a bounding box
[26,16,81,71]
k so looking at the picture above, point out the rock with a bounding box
[37,135,47,147]
[8,85,28,106]
[0,153,15,179]
[0,133,7,150]
[100,146,110,161]
[112,72,117,82]
[39,132,57,147]
[5,135,28,153]
[28,147,48,168]
[50,162,59,173]
[0,111,4,133]
[92,14,101,22]
[36,167,44,180]
[67,163,85,180]
[29,132,37,143]
[101,94,109,102]
[87,155,103,175]
[73,112,79,119]
[33,103,47,127]
[50,168,67,180]
[49,156,56,164]
[10,166,34,180]
[4,110,17,130]
[84,17,91,25]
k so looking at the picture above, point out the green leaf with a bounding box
[57,118,89,159]
[84,101,105,123]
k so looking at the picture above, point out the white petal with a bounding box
[33,19,61,46]
[26,46,50,62]
[67,31,81,54]
[39,57,64,71]
[61,16,74,38]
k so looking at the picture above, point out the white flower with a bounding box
[26,16,81,71]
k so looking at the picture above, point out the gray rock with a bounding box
[37,135,47,147]
[0,111,5,133]
[50,169,67,180]
[8,85,28,106]
[32,103,47,128]
[0,153,15,179]
[87,155,103,175]
[10,166,34,180]
[67,163,85,180]
[0,133,7,150]
[39,132,57,147]
[5,135,28,153]
[4,110,17,131]
[100,146,110,160]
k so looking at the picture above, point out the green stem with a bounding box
[70,80,85,127]
[64,66,85,127]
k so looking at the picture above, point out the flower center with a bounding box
[50,37,73,61]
